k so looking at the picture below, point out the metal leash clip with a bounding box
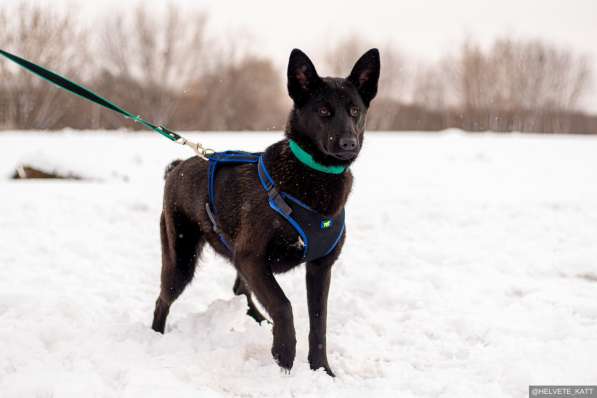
[158,125,215,160]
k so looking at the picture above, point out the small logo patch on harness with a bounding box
[321,219,333,229]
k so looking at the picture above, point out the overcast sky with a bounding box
[3,0,597,111]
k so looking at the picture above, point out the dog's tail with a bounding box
[164,159,183,180]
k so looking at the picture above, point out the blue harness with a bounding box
[205,151,345,262]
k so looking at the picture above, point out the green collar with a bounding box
[288,139,347,174]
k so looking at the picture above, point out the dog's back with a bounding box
[163,159,183,180]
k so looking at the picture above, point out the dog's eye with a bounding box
[350,106,360,117]
[319,106,331,117]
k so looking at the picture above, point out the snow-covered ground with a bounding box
[1,130,597,397]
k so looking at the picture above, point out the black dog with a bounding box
[151,48,380,376]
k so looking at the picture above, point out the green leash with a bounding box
[0,48,213,158]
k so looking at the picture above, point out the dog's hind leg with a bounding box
[152,210,205,333]
[233,273,268,324]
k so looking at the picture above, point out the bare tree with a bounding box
[97,4,208,128]
[0,2,87,129]
[411,63,448,110]
[450,37,592,132]
[176,54,286,131]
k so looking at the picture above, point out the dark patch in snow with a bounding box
[576,273,597,282]
[11,164,83,180]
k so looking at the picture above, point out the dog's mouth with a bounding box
[329,150,358,160]
[315,141,359,163]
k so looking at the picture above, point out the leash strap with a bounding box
[0,48,213,159]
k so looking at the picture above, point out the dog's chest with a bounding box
[265,219,306,272]
[262,200,345,273]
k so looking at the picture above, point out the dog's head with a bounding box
[285,48,380,167]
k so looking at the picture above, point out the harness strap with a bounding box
[206,152,260,252]
[258,156,292,215]
[205,202,232,251]
[257,155,275,191]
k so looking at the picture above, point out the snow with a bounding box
[1,130,597,397]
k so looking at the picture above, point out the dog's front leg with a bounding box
[236,254,296,371]
[306,260,335,376]
[306,233,345,377]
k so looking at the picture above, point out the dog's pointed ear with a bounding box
[287,49,322,105]
[347,48,380,107]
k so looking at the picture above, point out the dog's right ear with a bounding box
[287,49,322,105]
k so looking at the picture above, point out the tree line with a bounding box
[0,3,595,133]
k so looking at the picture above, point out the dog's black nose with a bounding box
[339,136,357,151]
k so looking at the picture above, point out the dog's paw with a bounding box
[270,311,296,370]
[309,360,335,377]
[320,365,336,377]
[271,337,296,371]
